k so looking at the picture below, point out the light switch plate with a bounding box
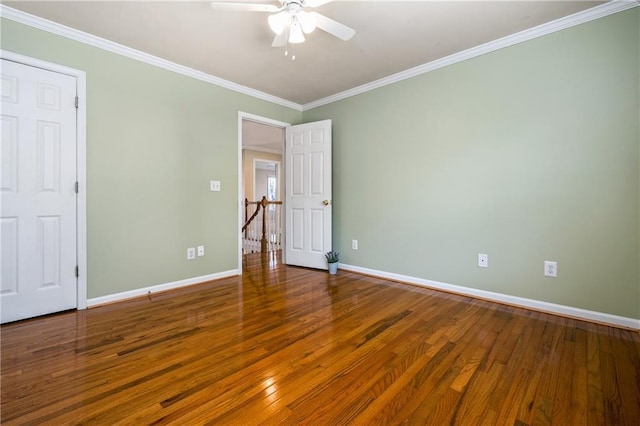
[210,180,221,192]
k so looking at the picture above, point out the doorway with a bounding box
[237,113,333,273]
[237,112,288,271]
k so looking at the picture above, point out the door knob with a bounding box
[322,200,331,206]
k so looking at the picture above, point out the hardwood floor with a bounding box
[2,252,639,425]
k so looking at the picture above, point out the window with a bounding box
[267,175,277,210]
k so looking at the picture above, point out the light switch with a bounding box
[210,180,221,192]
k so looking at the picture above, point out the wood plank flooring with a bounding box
[2,252,639,425]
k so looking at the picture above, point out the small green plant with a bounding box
[325,250,340,264]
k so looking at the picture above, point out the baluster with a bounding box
[277,203,282,250]
[260,196,268,253]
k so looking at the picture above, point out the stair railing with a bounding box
[243,196,283,253]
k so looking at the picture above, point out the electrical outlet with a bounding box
[544,261,558,277]
[209,180,221,192]
[478,253,488,268]
[187,247,196,260]
[352,239,358,250]
[197,245,205,257]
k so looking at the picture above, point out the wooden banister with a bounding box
[242,196,283,253]
[242,198,262,232]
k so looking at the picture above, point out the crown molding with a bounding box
[302,0,639,111]
[0,4,304,112]
[1,2,637,113]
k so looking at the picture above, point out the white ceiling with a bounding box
[4,0,615,154]
[4,0,606,106]
[243,119,285,153]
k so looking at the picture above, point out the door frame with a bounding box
[237,112,289,272]
[1,50,87,309]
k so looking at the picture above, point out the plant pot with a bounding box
[328,262,338,275]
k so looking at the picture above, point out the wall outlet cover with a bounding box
[478,253,488,268]
[197,245,205,256]
[187,247,196,260]
[544,261,558,277]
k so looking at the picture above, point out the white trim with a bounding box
[243,146,283,156]
[237,112,290,273]
[3,3,637,112]
[241,113,291,128]
[0,5,302,112]
[76,65,88,310]
[302,0,640,111]
[0,49,88,311]
[86,270,239,307]
[339,263,640,330]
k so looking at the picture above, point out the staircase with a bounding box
[243,196,282,254]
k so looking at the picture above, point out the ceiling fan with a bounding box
[210,0,356,49]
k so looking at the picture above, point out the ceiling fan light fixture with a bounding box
[288,20,305,44]
[268,11,289,35]
[297,11,317,34]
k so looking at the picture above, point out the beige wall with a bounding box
[255,168,276,200]
[242,150,282,201]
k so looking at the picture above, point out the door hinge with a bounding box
[75,181,79,194]
[75,266,79,278]
[75,96,79,109]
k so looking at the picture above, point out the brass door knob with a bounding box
[322,200,331,206]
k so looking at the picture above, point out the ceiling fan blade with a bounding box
[305,0,334,8]
[210,2,280,12]
[311,12,355,41]
[272,31,287,47]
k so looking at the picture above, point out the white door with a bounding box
[1,59,78,323]
[285,120,332,269]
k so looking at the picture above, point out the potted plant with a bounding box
[325,250,340,275]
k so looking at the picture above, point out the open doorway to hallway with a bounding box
[239,114,287,270]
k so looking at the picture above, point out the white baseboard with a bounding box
[339,263,640,330]
[86,270,239,307]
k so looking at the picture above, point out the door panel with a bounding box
[291,208,304,251]
[1,115,18,192]
[285,120,332,269]
[37,121,62,192]
[291,154,304,196]
[39,216,61,288]
[1,218,18,294]
[1,59,77,323]
[310,152,324,195]
[310,209,324,253]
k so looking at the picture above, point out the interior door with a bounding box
[285,120,332,269]
[1,59,78,323]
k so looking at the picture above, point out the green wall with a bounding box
[1,19,302,299]
[304,9,640,319]
[2,8,639,319]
